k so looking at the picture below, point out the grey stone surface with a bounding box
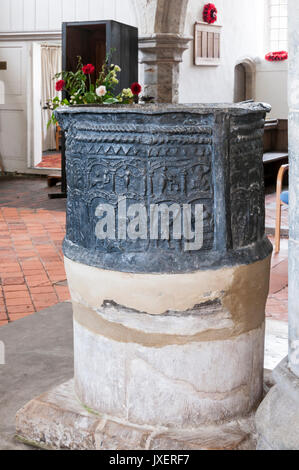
[288,0,299,378]
[56,102,272,274]
[256,358,299,450]
[0,303,73,450]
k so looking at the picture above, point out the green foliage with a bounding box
[46,54,136,127]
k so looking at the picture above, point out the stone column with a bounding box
[255,0,299,450]
[139,34,191,103]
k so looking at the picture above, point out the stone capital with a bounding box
[139,33,192,64]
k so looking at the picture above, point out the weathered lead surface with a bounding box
[56,102,272,274]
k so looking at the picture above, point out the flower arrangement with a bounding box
[265,51,288,62]
[47,56,142,127]
[203,3,218,24]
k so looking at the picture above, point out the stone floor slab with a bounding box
[0,302,73,450]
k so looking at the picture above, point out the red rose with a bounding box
[82,64,95,75]
[131,82,142,95]
[55,80,65,92]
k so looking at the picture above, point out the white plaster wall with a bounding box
[0,0,138,173]
[0,0,288,172]
[0,0,137,32]
[179,0,265,103]
[255,60,288,119]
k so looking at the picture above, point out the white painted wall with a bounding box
[0,0,288,173]
[255,60,288,119]
[0,0,137,32]
[178,0,288,118]
[0,0,138,173]
[179,0,265,103]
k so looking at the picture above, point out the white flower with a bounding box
[96,85,107,97]
[114,65,121,72]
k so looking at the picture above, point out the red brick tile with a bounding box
[0,320,8,326]
[13,241,33,247]
[21,268,46,276]
[3,284,29,293]
[30,287,56,295]
[7,304,35,314]
[269,274,288,295]
[40,256,61,262]
[17,251,38,258]
[6,297,32,306]
[25,276,51,287]
[4,289,30,299]
[0,266,22,274]
[47,271,66,281]
[266,297,288,320]
[2,277,25,286]
[32,293,58,302]
[1,271,23,278]
[43,261,65,269]
[54,285,70,302]
[21,260,43,269]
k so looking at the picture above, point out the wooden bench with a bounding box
[263,151,288,164]
[263,119,288,183]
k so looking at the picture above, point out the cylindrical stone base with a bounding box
[65,255,270,446]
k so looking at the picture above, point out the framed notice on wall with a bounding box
[194,21,222,66]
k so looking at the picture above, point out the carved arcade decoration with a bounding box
[57,103,271,274]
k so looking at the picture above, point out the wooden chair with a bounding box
[56,123,62,151]
[275,164,289,253]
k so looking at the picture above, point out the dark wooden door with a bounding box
[54,20,138,198]
[62,20,138,94]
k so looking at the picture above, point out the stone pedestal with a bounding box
[16,103,271,450]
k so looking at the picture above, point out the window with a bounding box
[269,0,288,51]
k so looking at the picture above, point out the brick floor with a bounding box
[265,189,289,322]
[36,152,62,169]
[0,206,69,322]
[0,176,68,323]
[0,176,65,211]
[0,176,289,325]
[266,236,288,322]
